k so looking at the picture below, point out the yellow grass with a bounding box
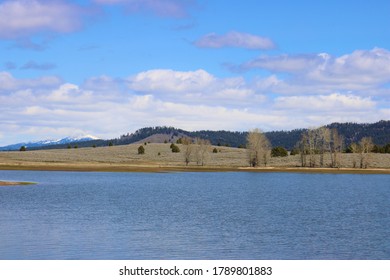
[0,143,389,174]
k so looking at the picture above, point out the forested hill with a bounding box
[326,120,390,147]
[20,120,390,151]
[114,120,390,150]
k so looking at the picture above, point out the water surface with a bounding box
[0,170,389,259]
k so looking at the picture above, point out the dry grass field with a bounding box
[1,143,390,174]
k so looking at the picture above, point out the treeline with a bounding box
[327,120,390,146]
[116,121,390,150]
[25,120,390,151]
[371,143,390,154]
[248,127,387,169]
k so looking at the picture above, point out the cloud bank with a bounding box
[1,47,389,146]
[242,48,390,90]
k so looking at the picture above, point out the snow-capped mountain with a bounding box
[0,135,100,151]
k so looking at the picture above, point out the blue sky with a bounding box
[1,0,389,145]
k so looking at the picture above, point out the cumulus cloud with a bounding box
[307,48,390,85]
[0,0,86,39]
[275,93,376,111]
[0,68,388,146]
[195,31,275,50]
[241,48,390,92]
[94,0,195,17]
[126,69,266,106]
[0,72,61,91]
[128,69,215,93]
[241,53,323,72]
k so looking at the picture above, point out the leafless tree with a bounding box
[298,127,344,168]
[298,128,319,167]
[359,137,374,168]
[317,127,330,167]
[297,133,308,167]
[350,142,361,168]
[247,128,271,167]
[194,138,210,166]
[182,137,193,166]
[329,128,344,168]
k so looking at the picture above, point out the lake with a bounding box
[0,170,389,260]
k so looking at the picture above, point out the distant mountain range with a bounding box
[0,135,99,151]
[1,120,389,151]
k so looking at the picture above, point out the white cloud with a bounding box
[307,48,390,85]
[0,0,86,38]
[242,54,323,72]
[0,68,388,146]
[127,69,266,106]
[275,93,376,111]
[195,31,275,50]
[0,72,62,91]
[242,48,390,93]
[128,69,215,93]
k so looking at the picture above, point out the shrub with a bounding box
[108,142,113,146]
[271,146,288,157]
[290,148,300,156]
[138,145,145,154]
[171,144,180,153]
[212,148,218,153]
[19,146,26,151]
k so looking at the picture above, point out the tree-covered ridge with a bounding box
[115,121,390,150]
[326,120,390,147]
[15,120,390,151]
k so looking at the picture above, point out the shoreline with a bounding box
[1,163,390,174]
[0,181,35,186]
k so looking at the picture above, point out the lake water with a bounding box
[0,170,389,260]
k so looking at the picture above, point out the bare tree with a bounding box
[329,128,344,168]
[317,127,330,167]
[247,128,271,167]
[194,138,210,166]
[297,133,308,167]
[298,127,344,168]
[359,137,374,168]
[182,137,193,166]
[350,142,361,168]
[298,128,319,167]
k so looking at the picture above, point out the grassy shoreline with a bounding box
[0,162,389,174]
[0,180,36,186]
[1,143,389,175]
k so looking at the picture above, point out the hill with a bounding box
[2,120,389,151]
[327,120,390,147]
[113,120,390,150]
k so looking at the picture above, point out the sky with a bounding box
[1,0,390,145]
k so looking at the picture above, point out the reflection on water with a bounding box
[0,170,389,259]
